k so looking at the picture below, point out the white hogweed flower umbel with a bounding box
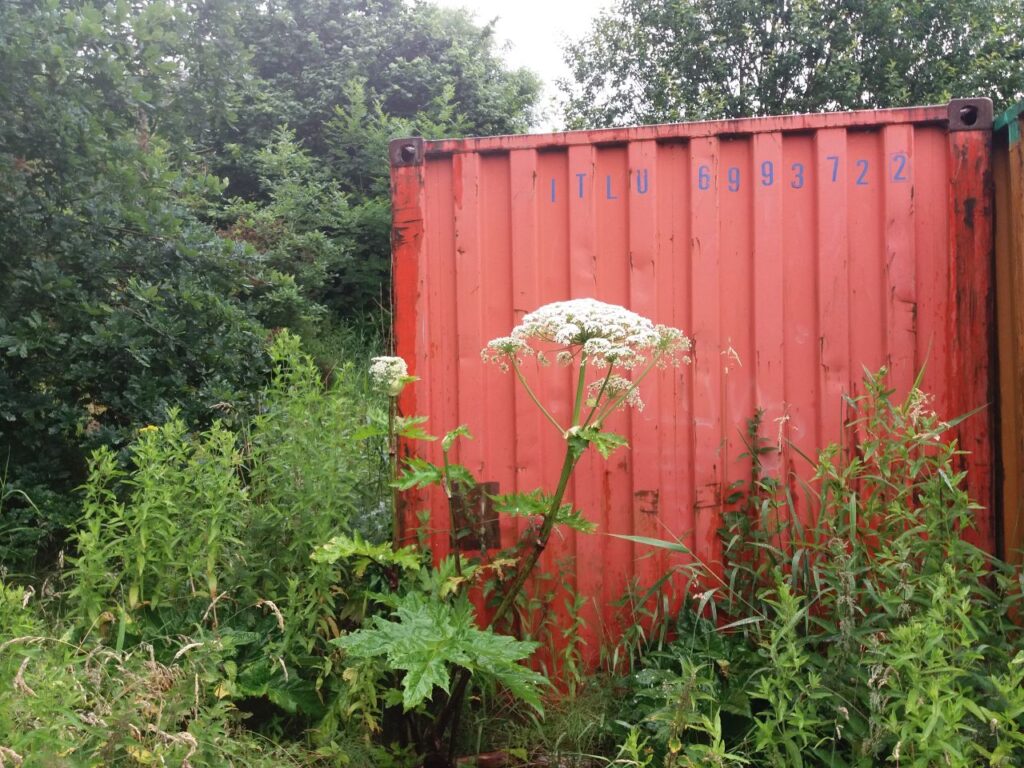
[370,356,412,396]
[482,299,691,430]
[485,298,692,372]
[588,375,645,411]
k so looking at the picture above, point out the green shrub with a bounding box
[0,579,336,768]
[65,330,386,742]
[615,370,1024,766]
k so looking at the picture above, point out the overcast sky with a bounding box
[429,0,614,131]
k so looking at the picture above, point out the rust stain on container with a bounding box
[634,490,659,515]
[390,100,998,659]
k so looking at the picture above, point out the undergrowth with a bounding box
[1,330,393,764]
[3,333,1021,768]
[611,369,1024,766]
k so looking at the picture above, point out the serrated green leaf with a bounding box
[403,655,450,710]
[555,504,597,533]
[312,532,421,574]
[582,428,629,459]
[333,591,545,712]
[353,423,388,440]
[442,424,472,453]
[492,490,549,517]
[394,457,443,490]
[492,490,595,533]
[567,427,628,459]
[395,415,436,441]
[445,463,476,489]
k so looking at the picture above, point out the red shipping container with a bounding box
[390,99,997,659]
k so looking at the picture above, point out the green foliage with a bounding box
[394,458,446,491]
[66,331,386,738]
[334,590,546,713]
[455,680,619,766]
[491,491,597,534]
[212,0,541,313]
[0,0,539,565]
[0,0,304,564]
[219,126,347,329]
[313,532,423,577]
[0,583,327,768]
[567,427,629,460]
[563,0,1024,128]
[226,1,539,186]
[613,370,1024,766]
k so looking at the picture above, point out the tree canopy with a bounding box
[0,0,539,564]
[562,0,1024,128]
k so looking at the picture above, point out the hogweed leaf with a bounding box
[332,591,545,712]
[395,415,437,441]
[444,463,477,489]
[492,490,596,533]
[442,424,473,453]
[394,457,444,490]
[312,532,421,575]
[567,426,628,460]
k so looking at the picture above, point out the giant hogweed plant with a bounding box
[317,299,691,765]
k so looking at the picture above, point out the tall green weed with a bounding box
[66,330,386,738]
[614,370,1024,766]
[0,580,333,767]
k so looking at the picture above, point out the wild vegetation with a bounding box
[3,1,1024,766]
[6,337,1023,765]
[0,0,539,566]
[563,0,1024,127]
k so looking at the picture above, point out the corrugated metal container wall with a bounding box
[995,101,1024,566]
[391,99,997,658]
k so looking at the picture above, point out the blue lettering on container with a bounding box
[636,169,649,194]
[891,153,909,182]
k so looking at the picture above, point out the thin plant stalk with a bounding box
[582,365,615,426]
[491,354,588,629]
[510,358,564,435]
[430,370,586,749]
[388,394,400,550]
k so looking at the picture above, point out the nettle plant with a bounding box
[317,299,691,766]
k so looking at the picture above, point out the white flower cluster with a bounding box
[480,336,532,372]
[588,375,644,411]
[483,298,692,371]
[370,356,410,396]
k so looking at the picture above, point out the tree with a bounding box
[561,0,1024,128]
[213,0,541,313]
[0,0,540,565]
[0,1,309,563]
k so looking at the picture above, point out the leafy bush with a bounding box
[0,582,328,768]
[615,370,1024,766]
[0,1,305,565]
[65,331,386,741]
[0,0,540,567]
